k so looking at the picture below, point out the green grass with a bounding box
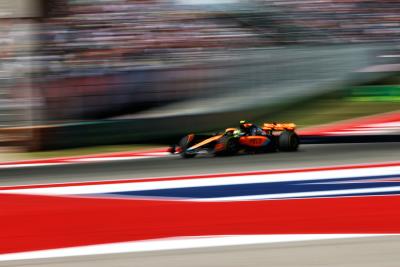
[258,98,400,129]
[256,74,400,127]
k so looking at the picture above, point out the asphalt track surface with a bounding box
[0,142,399,187]
[1,142,400,267]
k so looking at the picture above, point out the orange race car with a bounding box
[170,121,299,158]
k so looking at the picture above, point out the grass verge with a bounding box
[259,97,400,128]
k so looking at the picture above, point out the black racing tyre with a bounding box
[179,135,196,158]
[278,131,299,152]
[214,136,239,156]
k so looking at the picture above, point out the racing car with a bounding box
[169,122,299,158]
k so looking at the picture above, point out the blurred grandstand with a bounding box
[0,0,399,149]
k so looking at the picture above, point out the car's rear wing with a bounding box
[262,122,296,131]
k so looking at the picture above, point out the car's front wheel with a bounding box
[179,135,196,158]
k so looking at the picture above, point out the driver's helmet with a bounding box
[240,120,253,131]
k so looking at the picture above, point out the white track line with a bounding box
[68,155,165,162]
[2,166,400,196]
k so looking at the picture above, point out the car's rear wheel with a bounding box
[278,131,299,152]
[179,135,196,158]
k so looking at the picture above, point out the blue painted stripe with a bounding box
[99,174,400,199]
